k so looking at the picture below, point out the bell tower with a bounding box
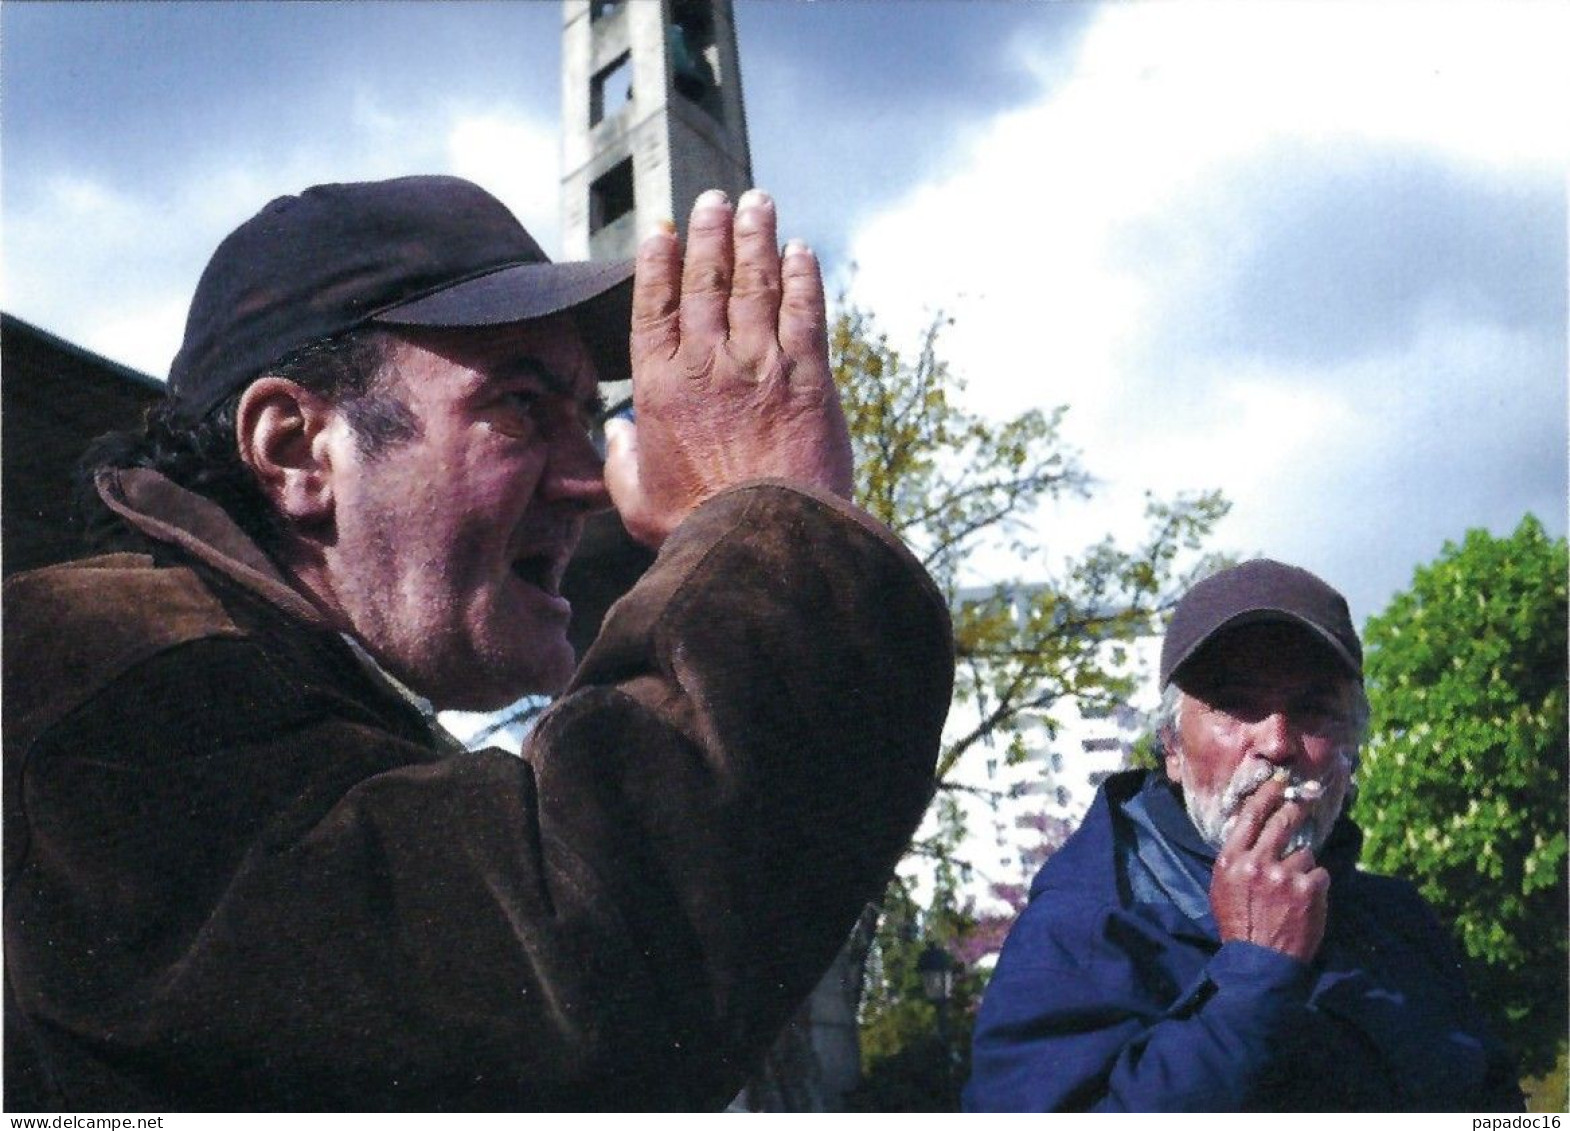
[560,3,867,1111]
[560,0,754,262]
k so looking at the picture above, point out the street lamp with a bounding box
[917,943,957,1098]
[916,943,954,1006]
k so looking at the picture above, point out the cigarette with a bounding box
[1283,779,1324,802]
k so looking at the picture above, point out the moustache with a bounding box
[1218,762,1336,857]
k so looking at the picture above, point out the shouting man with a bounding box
[3,176,953,1110]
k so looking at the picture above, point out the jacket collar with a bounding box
[96,467,464,751]
[96,467,330,628]
[1029,769,1146,900]
[1136,769,1366,881]
[1030,767,1364,901]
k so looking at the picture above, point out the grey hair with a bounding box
[1343,682,1372,768]
[1155,681,1185,756]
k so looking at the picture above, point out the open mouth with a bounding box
[511,554,565,598]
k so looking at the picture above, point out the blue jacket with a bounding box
[965,770,1522,1111]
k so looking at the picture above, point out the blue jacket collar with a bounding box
[1031,768,1365,903]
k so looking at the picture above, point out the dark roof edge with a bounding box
[2,311,167,394]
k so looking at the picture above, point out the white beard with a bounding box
[1181,755,1351,857]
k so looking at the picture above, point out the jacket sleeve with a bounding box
[5,482,953,1111]
[968,877,1527,1111]
[966,899,1314,1111]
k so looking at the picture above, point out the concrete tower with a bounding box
[560,0,753,262]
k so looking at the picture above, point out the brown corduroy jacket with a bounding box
[3,469,953,1111]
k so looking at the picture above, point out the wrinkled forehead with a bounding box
[382,317,600,398]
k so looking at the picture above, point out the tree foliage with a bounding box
[831,303,1229,784]
[959,812,1076,966]
[831,301,1228,1106]
[1356,515,1568,1077]
[852,869,983,1111]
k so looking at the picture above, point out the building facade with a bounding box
[560,0,753,262]
[904,589,1161,933]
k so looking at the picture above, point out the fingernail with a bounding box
[735,190,774,233]
[694,188,730,211]
[783,239,813,259]
[639,228,675,256]
[639,218,678,252]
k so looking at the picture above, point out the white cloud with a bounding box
[2,171,219,376]
[842,1,1566,615]
[1026,1,1569,173]
[446,111,564,255]
[850,0,1567,340]
[2,1,1560,627]
[2,102,563,375]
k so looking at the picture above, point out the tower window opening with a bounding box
[590,158,635,233]
[668,0,720,118]
[591,53,633,127]
[590,0,623,21]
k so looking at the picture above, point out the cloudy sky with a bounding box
[3,0,1565,632]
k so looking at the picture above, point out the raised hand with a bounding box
[604,188,854,547]
[1210,775,1331,962]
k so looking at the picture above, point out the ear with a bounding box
[1160,727,1184,784]
[236,377,341,524]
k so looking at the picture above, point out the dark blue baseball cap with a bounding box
[167,175,633,418]
[1160,559,1363,687]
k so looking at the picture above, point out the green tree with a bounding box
[850,872,983,1111]
[832,303,1229,783]
[1357,515,1568,1078]
[830,301,1228,1106]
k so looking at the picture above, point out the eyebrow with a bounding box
[489,356,612,418]
[491,357,579,398]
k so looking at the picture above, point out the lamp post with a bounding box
[916,943,956,1098]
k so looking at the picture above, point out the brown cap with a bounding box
[167,175,634,419]
[1160,559,1362,687]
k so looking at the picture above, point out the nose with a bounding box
[541,427,613,512]
[1250,709,1302,766]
